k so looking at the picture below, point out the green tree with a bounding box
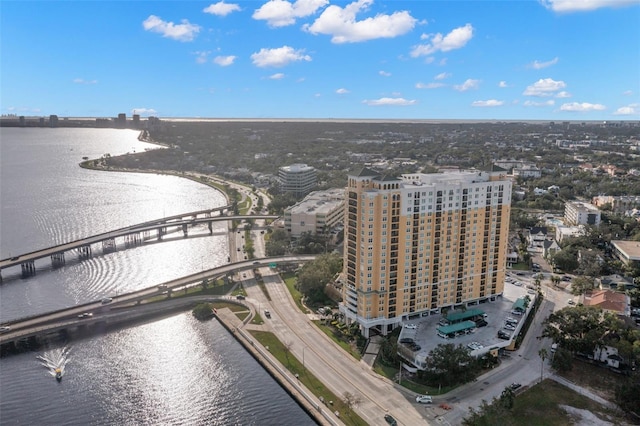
[570,276,595,296]
[420,343,480,387]
[296,252,342,305]
[192,303,213,320]
[538,348,548,382]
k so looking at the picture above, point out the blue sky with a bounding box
[2,0,639,120]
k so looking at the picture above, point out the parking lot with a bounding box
[398,275,535,362]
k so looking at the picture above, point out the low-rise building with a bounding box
[592,195,640,214]
[610,240,640,267]
[555,225,585,243]
[283,189,344,237]
[583,289,630,317]
[564,201,601,226]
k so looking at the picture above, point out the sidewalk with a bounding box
[549,374,619,410]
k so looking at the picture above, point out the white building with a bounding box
[555,225,585,243]
[278,163,317,197]
[564,201,601,226]
[284,189,344,237]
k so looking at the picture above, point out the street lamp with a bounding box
[303,346,306,370]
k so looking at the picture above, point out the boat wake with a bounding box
[37,346,71,381]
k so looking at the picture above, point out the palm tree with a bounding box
[538,348,548,383]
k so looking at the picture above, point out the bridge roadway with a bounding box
[0,208,278,276]
[0,255,314,346]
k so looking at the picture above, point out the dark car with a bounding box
[399,337,414,344]
[264,310,271,318]
[236,295,246,300]
[475,319,488,327]
[384,414,398,425]
[510,383,522,390]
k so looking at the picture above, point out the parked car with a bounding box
[384,414,398,425]
[510,383,522,390]
[416,395,433,404]
[404,323,417,329]
[236,295,246,300]
[399,337,414,344]
[504,324,516,331]
[264,310,271,318]
[567,299,575,305]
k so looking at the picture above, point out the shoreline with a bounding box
[76,154,333,424]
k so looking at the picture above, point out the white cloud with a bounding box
[540,0,637,12]
[336,88,350,94]
[203,1,241,16]
[528,57,559,69]
[523,78,566,96]
[410,23,474,57]
[623,90,633,96]
[434,72,451,80]
[471,100,504,107]
[379,70,391,77]
[251,46,312,67]
[73,78,98,85]
[194,51,210,64]
[142,15,201,42]
[453,79,480,92]
[560,102,606,111]
[613,103,639,115]
[269,73,286,80]
[253,0,328,28]
[523,100,555,107]
[415,82,444,89]
[213,55,236,66]
[362,97,417,106]
[498,81,508,88]
[555,91,571,98]
[304,0,416,43]
[131,108,158,116]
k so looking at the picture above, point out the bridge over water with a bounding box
[0,255,315,350]
[0,206,279,280]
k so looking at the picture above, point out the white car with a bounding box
[568,299,575,305]
[504,324,516,331]
[0,326,10,333]
[404,323,417,329]
[416,395,432,404]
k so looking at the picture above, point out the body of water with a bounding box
[0,127,315,425]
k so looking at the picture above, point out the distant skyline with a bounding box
[2,0,639,120]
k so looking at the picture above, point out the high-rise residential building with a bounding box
[340,168,512,337]
[278,163,317,197]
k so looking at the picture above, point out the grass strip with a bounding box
[249,330,368,426]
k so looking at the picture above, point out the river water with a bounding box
[0,127,315,425]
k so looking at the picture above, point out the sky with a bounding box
[2,0,639,120]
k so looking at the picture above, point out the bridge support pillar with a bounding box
[102,238,116,253]
[21,261,36,277]
[78,244,92,259]
[51,252,65,268]
[208,221,213,234]
[157,227,165,241]
[182,223,188,237]
[125,233,142,248]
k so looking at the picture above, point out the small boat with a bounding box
[55,368,62,382]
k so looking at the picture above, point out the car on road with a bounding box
[527,289,536,295]
[236,295,246,300]
[253,261,260,265]
[404,323,417,329]
[0,326,11,333]
[101,297,113,304]
[567,299,575,305]
[416,395,433,404]
[78,313,93,319]
[264,310,271,318]
[510,383,522,390]
[384,414,398,425]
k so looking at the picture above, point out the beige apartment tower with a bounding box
[340,168,512,337]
